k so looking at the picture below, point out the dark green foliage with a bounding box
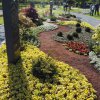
[32,57,57,80]
[76,27,82,33]
[66,14,70,18]
[20,27,40,47]
[67,34,74,40]
[71,15,76,18]
[65,14,76,18]
[34,19,43,26]
[88,40,95,51]
[77,19,81,23]
[85,27,91,32]
[50,16,57,21]
[76,23,81,27]
[57,32,63,37]
[73,32,79,38]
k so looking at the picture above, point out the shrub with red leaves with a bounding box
[25,7,39,21]
[65,41,89,55]
[21,7,38,20]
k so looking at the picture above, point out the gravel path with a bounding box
[39,25,100,100]
[71,12,100,27]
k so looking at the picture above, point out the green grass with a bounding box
[70,8,82,13]
[86,14,100,20]
[0,16,4,25]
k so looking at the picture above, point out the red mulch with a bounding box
[38,25,100,100]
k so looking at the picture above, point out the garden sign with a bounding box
[2,0,20,64]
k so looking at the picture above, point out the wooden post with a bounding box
[2,0,20,64]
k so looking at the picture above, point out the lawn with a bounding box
[86,14,100,20]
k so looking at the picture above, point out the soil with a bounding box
[38,25,100,100]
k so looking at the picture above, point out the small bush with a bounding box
[65,14,71,18]
[73,32,79,38]
[71,15,76,18]
[57,32,63,37]
[85,27,91,32]
[77,19,81,23]
[76,27,82,33]
[34,19,43,26]
[76,23,81,27]
[88,41,94,51]
[32,57,57,80]
[50,16,57,21]
[67,34,74,40]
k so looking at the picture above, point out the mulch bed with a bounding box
[38,25,100,100]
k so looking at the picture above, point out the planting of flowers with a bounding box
[64,41,89,55]
[58,21,95,30]
[53,20,96,56]
[89,26,100,71]
[20,22,58,47]
[30,22,58,36]
[58,21,78,26]
[0,43,97,100]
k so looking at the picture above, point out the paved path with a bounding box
[0,25,5,45]
[71,12,100,27]
[0,10,3,15]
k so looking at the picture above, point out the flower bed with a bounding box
[0,43,97,100]
[53,28,94,45]
[30,22,58,36]
[64,41,89,55]
[58,21,95,31]
[53,21,95,56]
[20,23,58,47]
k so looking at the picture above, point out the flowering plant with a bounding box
[65,41,89,55]
[0,43,97,99]
[89,51,100,71]
[58,21,95,30]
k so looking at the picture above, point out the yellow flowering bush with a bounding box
[92,26,100,41]
[0,43,97,100]
[58,21,77,26]
[92,26,100,54]
[58,21,95,31]
[81,22,95,31]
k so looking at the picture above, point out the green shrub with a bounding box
[76,23,81,27]
[85,27,91,32]
[67,34,74,40]
[57,32,63,37]
[32,57,57,80]
[77,19,81,23]
[35,19,43,26]
[76,27,82,33]
[71,15,76,18]
[73,32,79,38]
[50,16,57,21]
